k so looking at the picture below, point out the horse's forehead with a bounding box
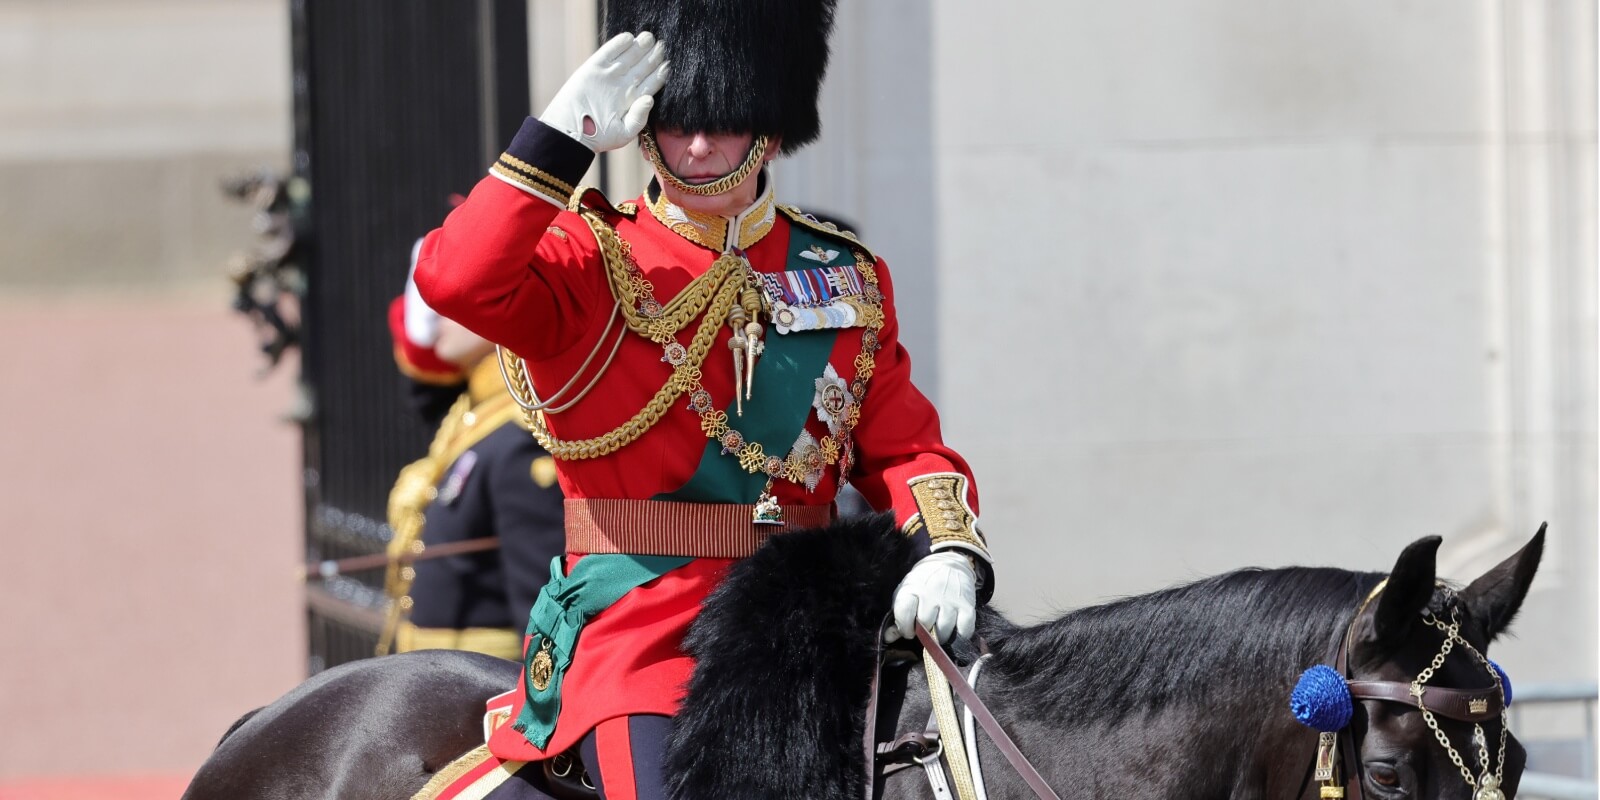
[1360,585,1496,683]
[1426,583,1463,615]
[1427,583,1493,645]
[1352,584,1474,675]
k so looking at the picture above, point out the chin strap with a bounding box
[639,128,768,196]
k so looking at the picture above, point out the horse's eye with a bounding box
[1369,765,1401,788]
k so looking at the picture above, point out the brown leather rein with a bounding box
[867,626,1060,800]
[1310,580,1508,800]
[917,626,1062,800]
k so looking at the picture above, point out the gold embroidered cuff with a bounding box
[904,472,990,563]
[492,116,593,207]
[491,157,574,207]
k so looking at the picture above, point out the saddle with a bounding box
[668,515,1058,800]
[420,627,1054,800]
[664,514,917,800]
[496,646,961,800]
[419,514,976,800]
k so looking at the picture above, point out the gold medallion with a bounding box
[529,638,555,692]
[1474,775,1504,800]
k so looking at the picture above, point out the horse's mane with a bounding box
[978,566,1390,725]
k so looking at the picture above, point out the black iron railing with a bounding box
[290,0,531,675]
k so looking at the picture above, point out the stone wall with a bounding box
[923,0,1596,692]
[0,0,290,291]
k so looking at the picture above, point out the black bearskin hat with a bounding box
[604,0,839,151]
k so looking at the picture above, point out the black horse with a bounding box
[185,518,1543,800]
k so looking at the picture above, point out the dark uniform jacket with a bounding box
[385,299,566,658]
[406,418,564,631]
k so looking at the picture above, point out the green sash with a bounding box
[513,554,691,748]
[661,226,845,503]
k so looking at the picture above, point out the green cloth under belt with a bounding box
[513,554,691,748]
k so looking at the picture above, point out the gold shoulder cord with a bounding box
[501,207,889,501]
[501,210,746,460]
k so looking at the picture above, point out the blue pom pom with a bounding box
[1490,660,1513,707]
[1291,665,1353,732]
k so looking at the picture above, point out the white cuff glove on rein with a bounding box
[540,31,669,154]
[887,551,978,644]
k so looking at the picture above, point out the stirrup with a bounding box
[541,749,599,800]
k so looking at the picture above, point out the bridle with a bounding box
[1301,579,1512,800]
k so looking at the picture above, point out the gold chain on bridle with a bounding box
[1412,604,1510,799]
[1316,581,1514,800]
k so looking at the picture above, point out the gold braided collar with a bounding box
[645,175,776,253]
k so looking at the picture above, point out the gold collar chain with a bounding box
[682,248,888,490]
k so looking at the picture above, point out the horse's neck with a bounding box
[887,658,1317,800]
[886,593,1353,800]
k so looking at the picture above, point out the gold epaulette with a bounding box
[568,185,640,218]
[777,204,875,261]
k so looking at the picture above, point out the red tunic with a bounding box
[414,117,984,759]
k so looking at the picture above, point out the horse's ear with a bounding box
[1371,536,1442,649]
[1458,523,1545,644]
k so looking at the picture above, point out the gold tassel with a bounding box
[727,307,748,416]
[737,279,765,400]
[744,321,763,400]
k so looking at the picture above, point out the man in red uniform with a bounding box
[415,1,992,796]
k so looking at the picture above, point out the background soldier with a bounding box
[380,249,566,659]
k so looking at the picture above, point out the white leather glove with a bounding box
[540,31,669,153]
[887,552,978,644]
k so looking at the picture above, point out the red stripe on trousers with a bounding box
[595,717,637,800]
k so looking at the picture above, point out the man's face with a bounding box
[647,128,778,216]
[651,128,755,183]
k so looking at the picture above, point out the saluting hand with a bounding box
[540,31,669,154]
